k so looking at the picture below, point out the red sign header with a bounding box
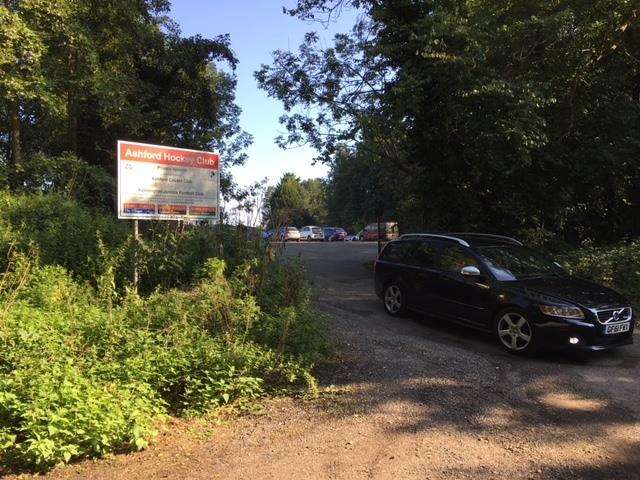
[119,141,219,170]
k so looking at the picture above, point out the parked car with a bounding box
[363,222,399,241]
[374,233,635,355]
[300,226,325,241]
[262,229,275,240]
[278,226,301,242]
[323,227,347,241]
[345,232,360,241]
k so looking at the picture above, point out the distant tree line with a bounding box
[263,173,329,228]
[257,0,640,244]
[0,0,250,208]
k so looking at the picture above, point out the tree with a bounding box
[0,0,251,207]
[259,0,640,242]
[0,3,50,179]
[263,173,329,227]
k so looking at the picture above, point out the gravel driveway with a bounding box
[37,242,640,480]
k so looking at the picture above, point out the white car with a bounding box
[282,226,301,242]
[299,226,325,241]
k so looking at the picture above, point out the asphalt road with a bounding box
[38,241,640,480]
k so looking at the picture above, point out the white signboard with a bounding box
[117,140,220,221]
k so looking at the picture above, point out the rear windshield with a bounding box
[312,227,322,233]
[287,227,298,231]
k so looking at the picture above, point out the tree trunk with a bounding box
[67,50,78,155]
[9,100,22,187]
[68,93,78,155]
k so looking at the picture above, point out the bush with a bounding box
[0,192,264,295]
[0,191,128,281]
[0,253,324,470]
[560,240,640,307]
[0,192,326,471]
[12,153,115,210]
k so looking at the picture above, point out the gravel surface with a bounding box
[24,242,640,480]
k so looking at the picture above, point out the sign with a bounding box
[117,140,220,221]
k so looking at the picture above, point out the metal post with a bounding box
[377,216,382,255]
[133,220,139,289]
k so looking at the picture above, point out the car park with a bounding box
[374,233,635,354]
[300,226,325,241]
[323,227,347,241]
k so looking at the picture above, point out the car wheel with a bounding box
[383,283,406,317]
[494,309,537,355]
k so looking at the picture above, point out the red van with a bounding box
[362,222,399,241]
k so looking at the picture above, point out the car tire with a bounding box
[383,283,407,317]
[493,308,538,355]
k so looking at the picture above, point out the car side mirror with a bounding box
[461,266,481,277]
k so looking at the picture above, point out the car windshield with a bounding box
[287,227,298,231]
[312,227,322,233]
[476,245,566,281]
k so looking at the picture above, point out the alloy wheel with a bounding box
[384,285,402,314]
[497,312,532,351]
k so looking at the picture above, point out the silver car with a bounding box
[299,226,325,241]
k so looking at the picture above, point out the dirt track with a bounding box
[33,242,640,480]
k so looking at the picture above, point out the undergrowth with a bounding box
[0,193,327,472]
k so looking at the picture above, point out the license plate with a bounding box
[605,322,630,335]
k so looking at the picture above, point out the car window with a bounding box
[408,241,440,268]
[476,245,564,281]
[380,242,406,263]
[436,244,479,273]
[407,241,478,272]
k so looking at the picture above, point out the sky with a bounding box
[169,0,360,189]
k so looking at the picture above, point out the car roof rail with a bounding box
[398,233,470,248]
[445,232,524,246]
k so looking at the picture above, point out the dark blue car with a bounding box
[323,227,347,242]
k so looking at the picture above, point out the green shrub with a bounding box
[0,192,264,295]
[0,254,324,470]
[0,191,128,281]
[0,193,326,471]
[560,240,640,307]
[13,153,115,210]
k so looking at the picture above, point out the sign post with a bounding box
[133,219,139,289]
[117,140,221,287]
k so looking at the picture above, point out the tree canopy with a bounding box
[263,173,328,227]
[0,0,250,206]
[258,0,640,243]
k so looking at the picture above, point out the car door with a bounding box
[430,244,494,326]
[405,240,447,315]
[376,241,415,302]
